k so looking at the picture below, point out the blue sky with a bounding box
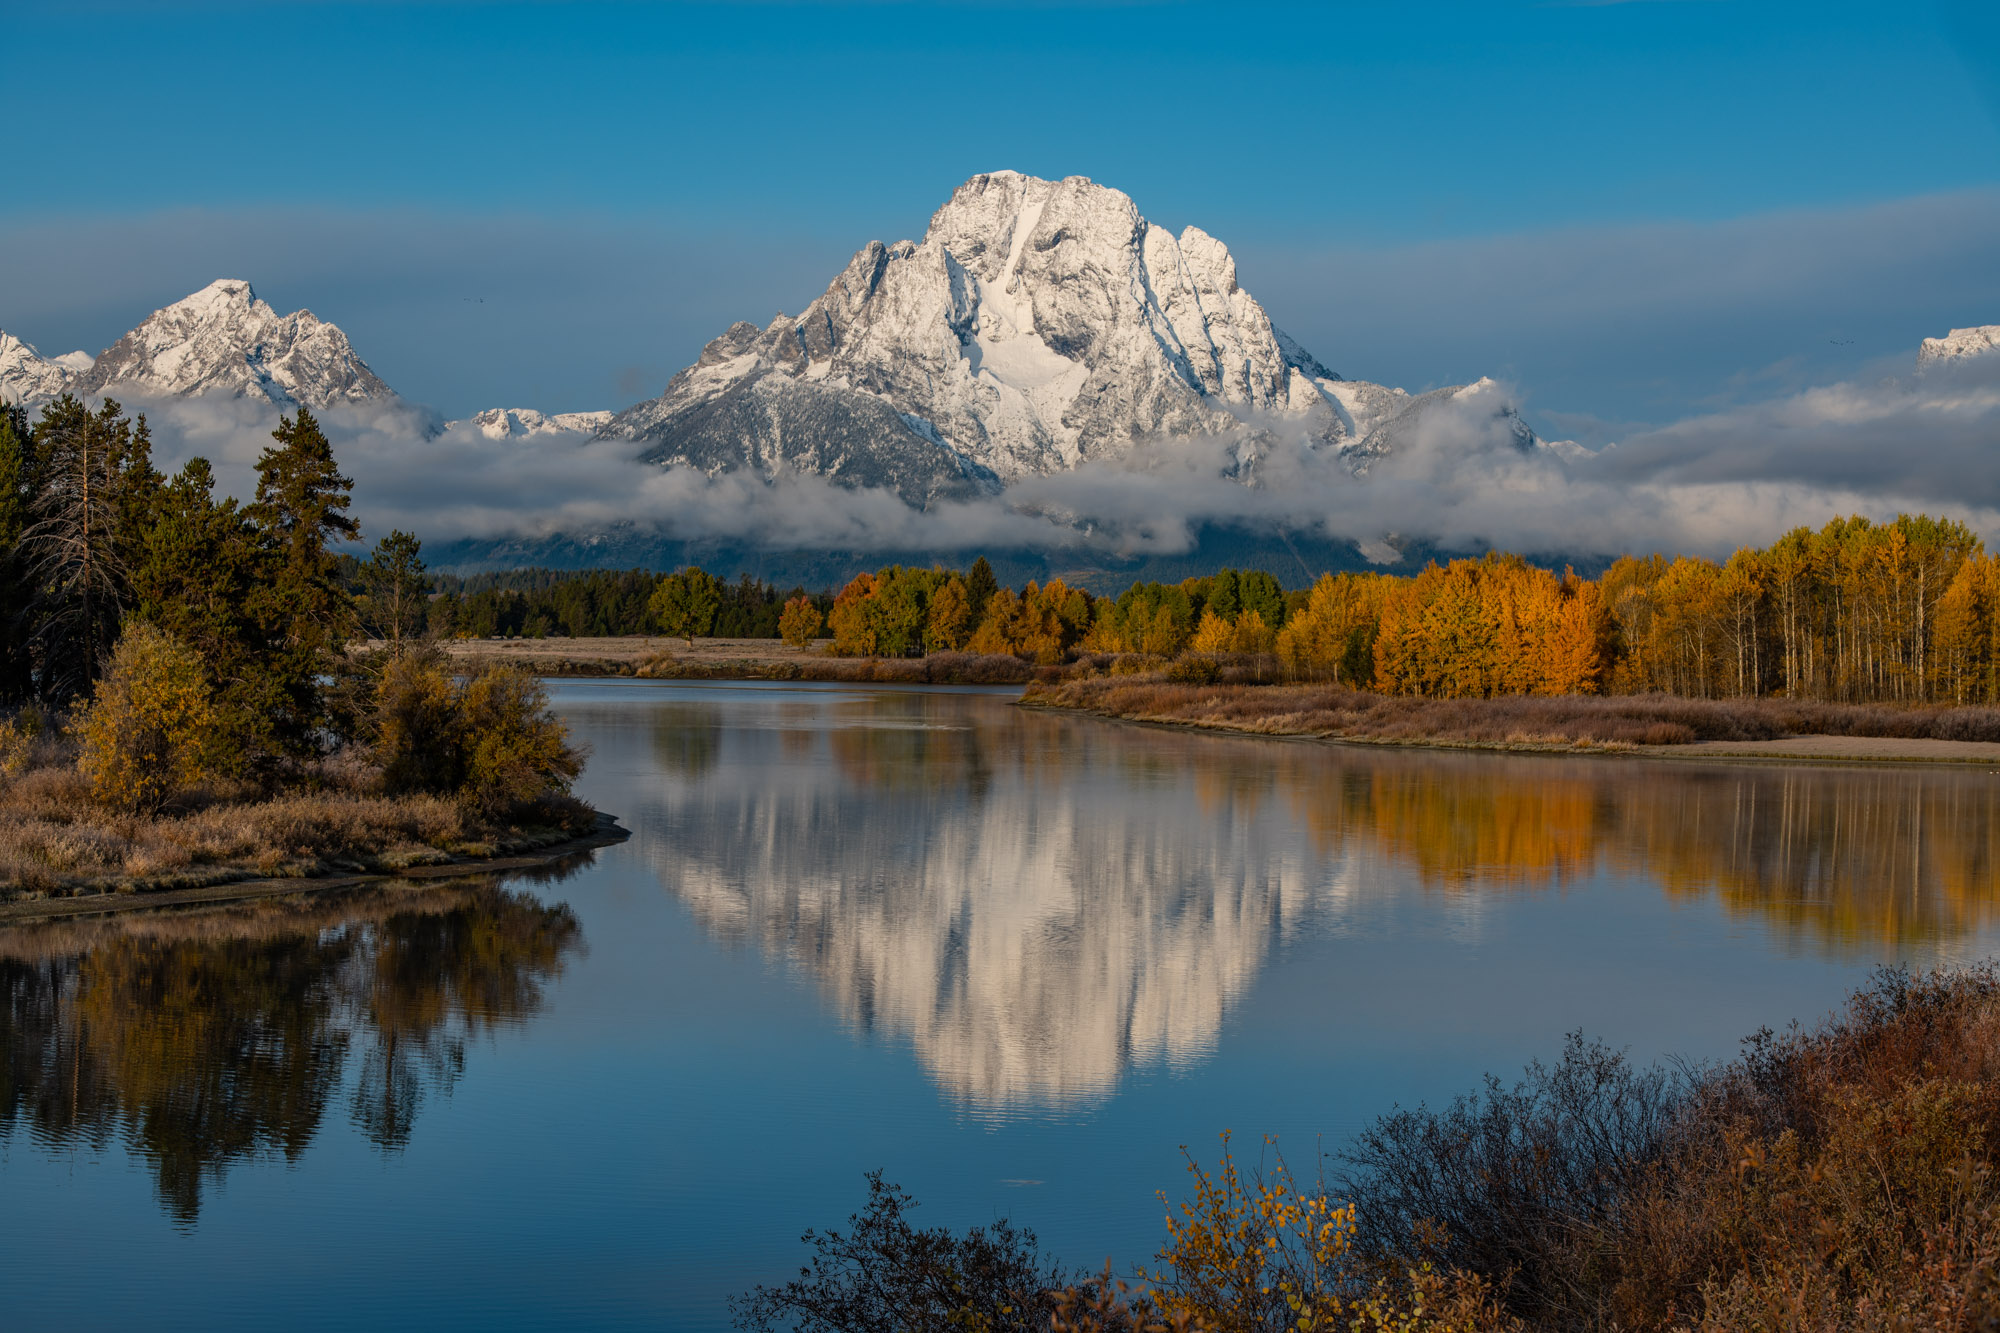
[6,0,1999,427]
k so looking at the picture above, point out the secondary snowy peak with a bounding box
[74,279,395,411]
[607,171,1466,505]
[1918,325,2000,368]
[456,407,614,439]
[0,334,90,406]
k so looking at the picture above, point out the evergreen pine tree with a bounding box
[365,529,429,644]
[245,409,361,757]
[965,556,999,621]
[131,457,269,764]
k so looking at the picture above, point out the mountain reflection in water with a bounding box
[0,880,582,1223]
[623,686,2000,1117]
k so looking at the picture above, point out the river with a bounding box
[4,680,1999,1329]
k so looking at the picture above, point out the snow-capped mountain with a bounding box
[0,334,91,406]
[453,407,615,439]
[603,171,1513,505]
[71,279,394,411]
[1918,325,2000,368]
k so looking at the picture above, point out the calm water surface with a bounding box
[6,680,2000,1329]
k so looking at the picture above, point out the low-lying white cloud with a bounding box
[121,347,2000,566]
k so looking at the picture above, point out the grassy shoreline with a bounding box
[1020,672,2000,761]
[0,812,627,921]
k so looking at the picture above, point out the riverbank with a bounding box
[428,635,1038,683]
[0,746,604,905]
[0,811,626,922]
[1022,674,2000,763]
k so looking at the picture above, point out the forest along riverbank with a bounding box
[1021,672,2000,763]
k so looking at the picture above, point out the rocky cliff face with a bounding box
[1918,325,2000,369]
[72,279,394,411]
[605,171,1496,505]
[0,334,89,407]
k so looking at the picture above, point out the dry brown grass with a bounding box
[0,734,595,901]
[636,648,1037,685]
[1025,672,2000,749]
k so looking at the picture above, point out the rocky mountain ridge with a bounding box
[70,279,395,411]
[450,407,616,439]
[0,334,91,406]
[1918,325,2000,368]
[601,171,1520,505]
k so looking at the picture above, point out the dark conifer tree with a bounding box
[364,529,428,645]
[245,409,361,757]
[965,555,999,620]
[131,456,267,760]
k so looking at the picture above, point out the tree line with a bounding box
[0,395,579,816]
[405,567,827,641]
[805,514,2000,704]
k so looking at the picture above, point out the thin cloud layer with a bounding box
[119,346,2000,566]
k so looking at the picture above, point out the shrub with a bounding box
[374,647,463,795]
[1334,1035,1677,1328]
[1142,1133,1516,1333]
[75,623,217,812]
[1166,654,1223,685]
[458,666,584,818]
[0,704,61,778]
[372,652,584,819]
[730,1172,1071,1333]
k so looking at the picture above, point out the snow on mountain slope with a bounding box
[1918,325,2000,368]
[74,279,395,411]
[455,407,614,439]
[605,171,1508,506]
[0,333,89,405]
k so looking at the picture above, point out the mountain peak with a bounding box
[1918,325,2000,369]
[0,333,90,406]
[603,169,1476,505]
[74,279,395,410]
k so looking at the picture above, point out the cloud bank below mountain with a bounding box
[123,347,2000,566]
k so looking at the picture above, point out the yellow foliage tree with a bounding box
[1188,610,1235,654]
[77,622,216,812]
[827,572,879,656]
[925,577,972,652]
[778,596,823,649]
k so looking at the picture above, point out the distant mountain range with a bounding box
[3,173,1993,582]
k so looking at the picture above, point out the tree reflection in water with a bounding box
[0,880,582,1224]
[634,689,2000,1117]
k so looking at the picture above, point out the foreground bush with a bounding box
[373,647,583,817]
[730,1173,1074,1332]
[742,966,2000,1332]
[75,623,217,812]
